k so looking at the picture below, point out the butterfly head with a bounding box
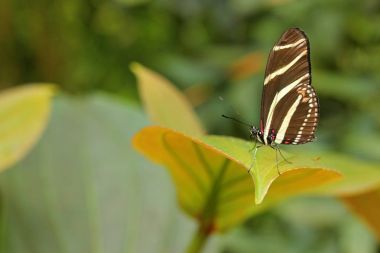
[250,126,258,136]
[250,126,263,141]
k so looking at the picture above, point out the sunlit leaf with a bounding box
[311,153,380,196]
[133,126,253,232]
[133,126,341,232]
[131,63,205,136]
[342,189,380,241]
[204,136,380,198]
[0,84,54,172]
[202,136,341,204]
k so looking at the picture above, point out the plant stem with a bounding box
[185,224,210,253]
[186,159,230,253]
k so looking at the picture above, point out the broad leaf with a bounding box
[202,135,342,204]
[311,153,380,196]
[133,126,341,232]
[0,84,54,172]
[203,136,380,199]
[0,95,205,253]
[131,63,205,136]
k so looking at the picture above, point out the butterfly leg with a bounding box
[249,137,258,152]
[277,146,291,164]
[271,145,291,175]
[275,147,280,175]
[248,144,262,174]
[253,145,262,161]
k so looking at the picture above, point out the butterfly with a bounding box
[224,28,319,171]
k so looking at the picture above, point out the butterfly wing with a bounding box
[260,28,319,145]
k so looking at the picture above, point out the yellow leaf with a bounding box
[0,84,55,172]
[131,63,205,136]
[342,189,380,241]
[133,126,341,232]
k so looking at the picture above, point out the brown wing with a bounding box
[259,28,319,145]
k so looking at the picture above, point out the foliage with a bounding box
[1,0,380,252]
[0,85,54,172]
[131,63,205,136]
[0,95,200,253]
[132,65,380,251]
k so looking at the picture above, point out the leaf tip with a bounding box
[130,62,144,75]
[254,177,275,205]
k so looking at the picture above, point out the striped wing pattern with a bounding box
[260,28,319,145]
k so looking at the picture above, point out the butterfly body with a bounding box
[250,126,276,146]
[252,28,319,148]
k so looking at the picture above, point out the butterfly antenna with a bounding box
[219,96,253,128]
[219,96,242,116]
[222,115,253,128]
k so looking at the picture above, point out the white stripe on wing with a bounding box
[263,73,309,140]
[264,50,307,85]
[274,95,303,144]
[273,39,305,51]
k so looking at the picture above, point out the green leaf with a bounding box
[0,95,201,253]
[202,135,342,204]
[133,126,341,232]
[203,136,380,199]
[131,63,205,136]
[310,153,380,196]
[0,84,54,172]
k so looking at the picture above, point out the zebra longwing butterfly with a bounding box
[251,28,319,147]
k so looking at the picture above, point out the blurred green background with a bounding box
[0,0,380,252]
